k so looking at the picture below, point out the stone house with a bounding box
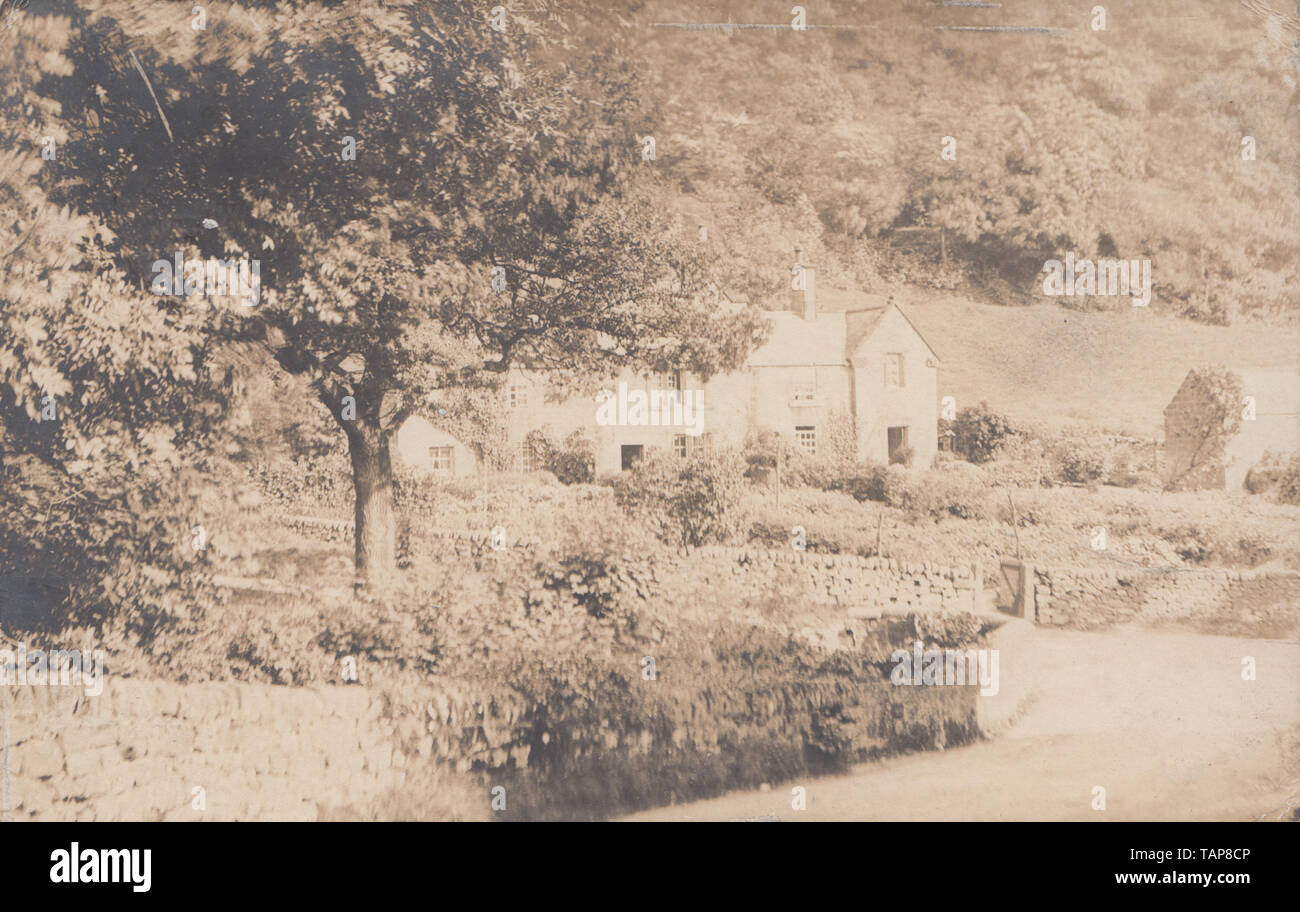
[395,267,942,476]
[1162,367,1300,490]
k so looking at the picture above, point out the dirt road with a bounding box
[622,628,1300,821]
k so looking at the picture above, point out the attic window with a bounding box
[508,383,528,409]
[885,353,905,389]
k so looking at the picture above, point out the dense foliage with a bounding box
[524,428,597,485]
[34,0,765,586]
[612,448,748,546]
[950,402,1021,463]
[641,0,1298,325]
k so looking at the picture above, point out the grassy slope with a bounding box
[877,290,1300,436]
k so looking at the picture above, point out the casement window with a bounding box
[790,369,817,403]
[508,383,529,409]
[795,425,817,456]
[653,370,682,391]
[672,432,712,458]
[517,440,542,472]
[428,446,455,477]
[885,353,905,389]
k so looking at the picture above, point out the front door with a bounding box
[621,444,644,470]
[888,426,909,463]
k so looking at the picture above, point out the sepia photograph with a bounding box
[0,0,1296,890]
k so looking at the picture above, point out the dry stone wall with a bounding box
[278,515,1300,630]
[2,678,403,822]
[653,547,983,616]
[1033,565,1300,628]
[281,515,985,616]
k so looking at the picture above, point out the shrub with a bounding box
[1245,465,1282,495]
[530,509,658,619]
[951,402,1019,463]
[1278,457,1300,506]
[491,618,983,819]
[881,465,990,521]
[612,448,747,546]
[828,464,890,503]
[1248,452,1295,499]
[783,455,850,490]
[1054,438,1110,484]
[525,428,596,485]
[1156,523,1274,568]
[984,433,1050,488]
[742,429,780,474]
[743,428,858,491]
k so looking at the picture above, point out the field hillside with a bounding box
[639,0,1300,326]
[878,291,1300,436]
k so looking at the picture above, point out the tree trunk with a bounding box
[346,420,397,589]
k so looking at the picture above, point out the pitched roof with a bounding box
[845,307,889,355]
[748,310,849,366]
[748,298,941,368]
[817,287,891,314]
[822,287,942,362]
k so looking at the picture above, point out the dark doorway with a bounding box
[887,426,909,463]
[620,444,644,470]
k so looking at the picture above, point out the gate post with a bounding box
[1021,561,1036,622]
[997,558,1036,621]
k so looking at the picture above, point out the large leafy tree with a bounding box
[48,0,763,587]
[0,7,237,631]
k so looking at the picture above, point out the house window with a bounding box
[885,353,905,389]
[428,446,455,477]
[517,440,542,472]
[508,383,529,410]
[790,369,816,403]
[655,370,681,391]
[795,426,817,456]
[672,432,712,458]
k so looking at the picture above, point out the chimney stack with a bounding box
[790,248,816,321]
